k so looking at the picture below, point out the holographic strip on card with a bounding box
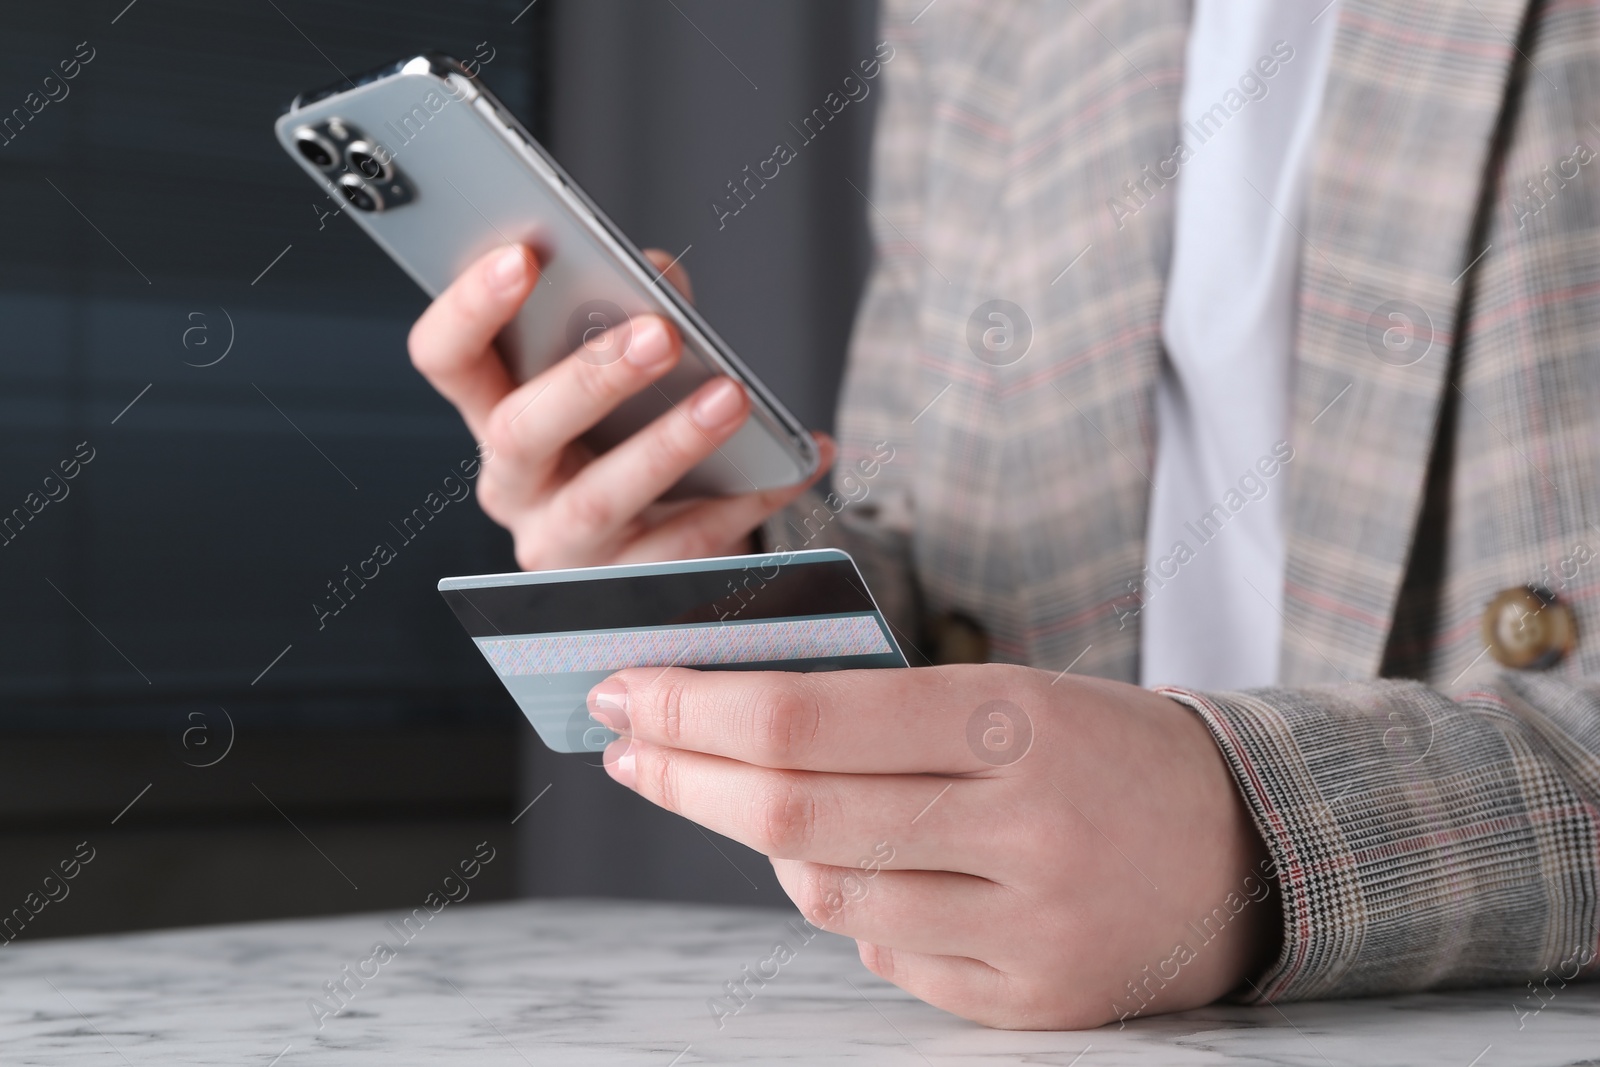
[478,613,893,677]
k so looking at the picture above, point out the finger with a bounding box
[852,941,1027,1029]
[620,433,837,561]
[479,313,682,497]
[546,375,752,539]
[608,738,1000,874]
[589,662,1028,774]
[408,244,540,440]
[643,247,694,303]
[770,858,1004,960]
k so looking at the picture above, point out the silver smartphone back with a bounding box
[274,54,818,497]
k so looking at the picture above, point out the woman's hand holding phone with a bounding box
[408,244,834,571]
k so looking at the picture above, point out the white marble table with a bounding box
[0,899,1594,1065]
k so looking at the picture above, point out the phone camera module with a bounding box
[346,141,393,183]
[336,174,385,213]
[293,127,340,170]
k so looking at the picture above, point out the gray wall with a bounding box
[515,0,882,905]
[0,0,542,939]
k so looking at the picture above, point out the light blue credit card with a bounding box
[438,548,907,753]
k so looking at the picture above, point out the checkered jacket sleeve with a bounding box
[1162,676,1600,1001]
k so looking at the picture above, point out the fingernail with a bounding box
[606,746,636,789]
[623,317,673,369]
[490,246,527,291]
[588,679,630,734]
[692,379,745,428]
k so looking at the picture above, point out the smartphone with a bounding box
[438,549,907,753]
[275,54,819,497]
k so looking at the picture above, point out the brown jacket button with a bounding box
[1482,586,1576,669]
[929,612,989,665]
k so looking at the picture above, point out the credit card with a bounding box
[438,548,907,753]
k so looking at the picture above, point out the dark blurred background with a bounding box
[0,0,878,939]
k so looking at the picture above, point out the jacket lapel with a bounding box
[1281,0,1535,683]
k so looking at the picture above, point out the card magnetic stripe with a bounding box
[478,615,893,676]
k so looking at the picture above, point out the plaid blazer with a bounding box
[765,0,1600,1002]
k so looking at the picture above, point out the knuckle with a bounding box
[406,320,462,381]
[654,675,690,747]
[473,470,507,517]
[553,486,617,538]
[481,488,550,559]
[858,941,898,982]
[747,684,821,764]
[674,522,741,563]
[754,486,793,512]
[512,536,548,573]
[643,744,681,813]
[752,777,816,856]
[566,355,624,408]
[512,508,586,573]
[788,863,839,929]
[481,404,525,464]
[643,419,707,481]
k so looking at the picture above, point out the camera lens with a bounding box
[346,141,392,182]
[336,174,384,213]
[293,128,338,169]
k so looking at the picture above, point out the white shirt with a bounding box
[1139,1,1339,689]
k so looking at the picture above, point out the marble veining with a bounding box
[0,898,1594,1065]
